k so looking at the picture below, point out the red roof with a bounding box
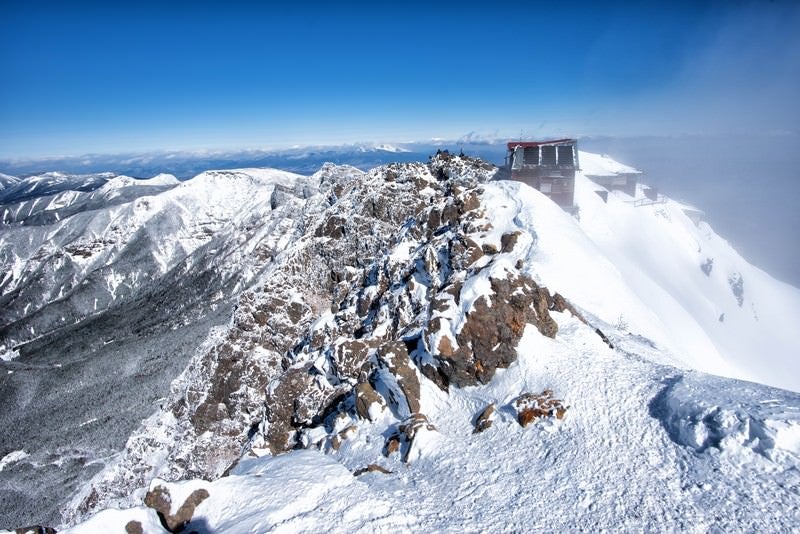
[506,139,576,150]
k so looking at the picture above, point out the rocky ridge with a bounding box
[67,153,581,523]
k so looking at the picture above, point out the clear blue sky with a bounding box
[1,1,798,157]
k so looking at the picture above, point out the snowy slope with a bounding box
[0,173,19,191]
[54,155,800,533]
[574,152,800,391]
[0,171,114,204]
[61,322,800,533]
[0,168,309,353]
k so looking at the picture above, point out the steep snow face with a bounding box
[57,155,800,533]
[569,155,800,392]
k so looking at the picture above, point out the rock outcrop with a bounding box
[473,403,497,433]
[385,413,438,463]
[514,390,568,427]
[69,154,578,522]
[143,485,209,533]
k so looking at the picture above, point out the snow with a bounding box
[142,173,180,186]
[373,143,411,153]
[62,312,800,532]
[0,172,20,190]
[579,150,641,176]
[572,172,800,392]
[467,164,800,392]
[0,450,29,472]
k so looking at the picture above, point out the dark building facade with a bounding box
[505,139,578,209]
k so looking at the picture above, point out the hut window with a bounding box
[541,145,557,165]
[540,183,552,193]
[557,145,574,166]
[523,146,539,165]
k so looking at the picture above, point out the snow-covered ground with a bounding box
[46,154,800,533]
[59,293,800,533]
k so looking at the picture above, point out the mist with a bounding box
[581,134,800,287]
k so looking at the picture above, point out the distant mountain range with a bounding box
[0,142,508,180]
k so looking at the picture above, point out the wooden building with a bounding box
[505,139,578,210]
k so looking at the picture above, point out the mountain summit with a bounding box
[1,153,798,532]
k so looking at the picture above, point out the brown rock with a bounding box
[436,273,546,387]
[354,382,384,421]
[459,191,481,213]
[377,341,421,415]
[315,215,347,239]
[427,208,442,232]
[473,403,496,433]
[330,425,357,450]
[551,292,587,324]
[514,390,567,427]
[500,231,521,253]
[353,464,393,476]
[334,340,372,378]
[437,335,456,357]
[531,288,558,338]
[145,485,210,533]
[395,413,438,462]
[481,243,499,255]
[125,521,143,534]
[262,365,314,452]
[462,237,484,266]
[384,436,401,456]
[441,200,460,226]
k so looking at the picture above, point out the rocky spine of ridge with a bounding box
[68,153,577,523]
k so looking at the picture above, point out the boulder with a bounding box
[385,413,438,462]
[500,231,521,253]
[353,464,393,476]
[551,292,587,324]
[514,390,567,427]
[531,288,558,338]
[473,403,496,433]
[330,425,358,451]
[376,342,421,415]
[354,382,384,421]
[431,273,555,387]
[144,485,210,533]
[333,340,372,378]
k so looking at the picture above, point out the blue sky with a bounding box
[1,1,798,157]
